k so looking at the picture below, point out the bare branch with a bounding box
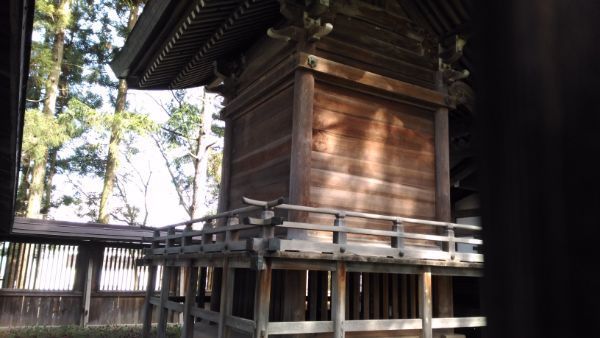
[152,134,192,218]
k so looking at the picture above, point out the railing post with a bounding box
[447,223,456,260]
[391,219,405,257]
[334,212,346,247]
[420,267,432,338]
[142,230,160,337]
[261,208,275,239]
[332,261,347,338]
[202,221,212,248]
[225,216,240,247]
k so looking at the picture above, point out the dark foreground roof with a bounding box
[0,0,34,233]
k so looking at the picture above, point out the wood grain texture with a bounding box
[308,82,436,241]
[289,68,315,225]
[316,9,438,88]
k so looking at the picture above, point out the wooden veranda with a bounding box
[141,197,484,338]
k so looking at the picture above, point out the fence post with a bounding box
[75,243,104,327]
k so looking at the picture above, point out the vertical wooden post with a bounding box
[211,118,232,315]
[142,231,160,337]
[332,262,346,338]
[158,265,172,338]
[218,258,234,338]
[281,63,314,332]
[182,264,198,338]
[254,260,272,338]
[391,220,405,256]
[419,268,432,338]
[288,66,314,229]
[216,118,233,222]
[158,228,177,337]
[435,106,454,319]
[81,253,94,326]
[74,243,103,327]
[333,213,346,245]
[180,224,197,338]
[362,272,370,319]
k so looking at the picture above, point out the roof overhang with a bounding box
[111,0,282,90]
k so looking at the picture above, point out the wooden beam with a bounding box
[431,316,486,329]
[81,252,94,326]
[267,321,333,335]
[435,107,451,222]
[288,66,314,228]
[343,318,422,331]
[75,243,103,327]
[216,118,233,219]
[182,265,198,338]
[419,269,432,338]
[297,53,449,108]
[435,106,455,321]
[143,232,160,337]
[332,262,346,338]
[158,265,172,338]
[217,259,234,338]
[254,260,272,338]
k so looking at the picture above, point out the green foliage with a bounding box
[21,109,69,161]
[0,325,180,338]
[107,111,157,136]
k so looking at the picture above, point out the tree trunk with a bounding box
[41,149,58,215]
[189,93,213,220]
[97,3,140,223]
[26,0,71,218]
[98,79,126,223]
[16,158,31,215]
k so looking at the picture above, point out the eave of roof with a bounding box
[111,0,281,90]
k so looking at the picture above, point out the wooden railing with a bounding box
[141,197,485,338]
[144,197,483,264]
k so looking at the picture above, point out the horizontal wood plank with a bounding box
[267,321,334,334]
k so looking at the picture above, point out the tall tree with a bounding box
[97,0,142,223]
[153,90,223,219]
[26,0,72,217]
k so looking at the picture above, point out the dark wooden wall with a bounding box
[228,85,294,209]
[318,2,438,89]
[225,36,297,211]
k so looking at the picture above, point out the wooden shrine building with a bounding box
[112,0,481,337]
